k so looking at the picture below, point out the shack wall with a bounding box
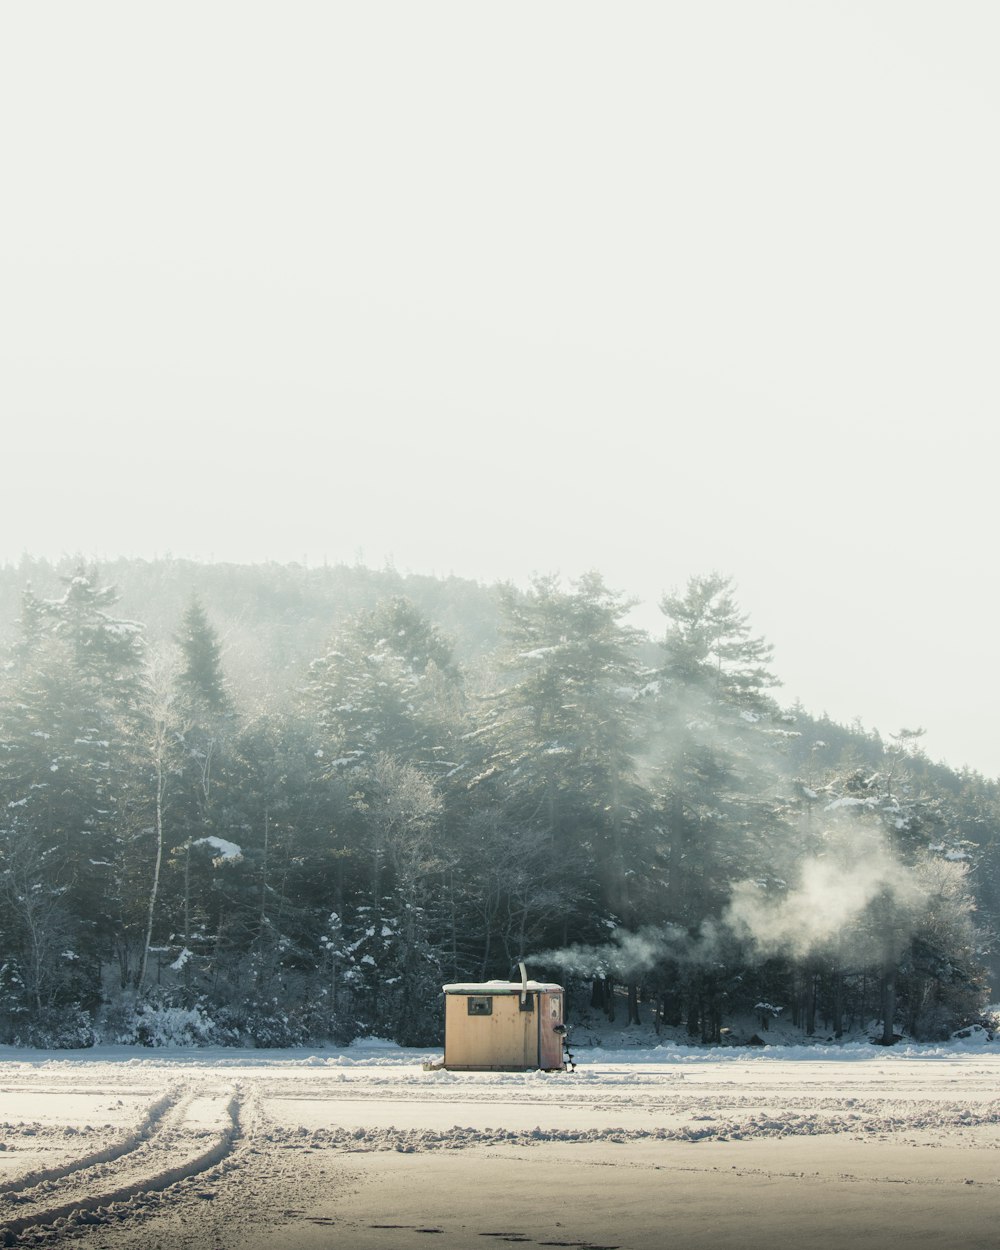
[444,994,537,1070]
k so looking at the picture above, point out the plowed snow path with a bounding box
[0,1079,243,1245]
[2,1048,999,1248]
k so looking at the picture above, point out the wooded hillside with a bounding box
[1,557,996,1048]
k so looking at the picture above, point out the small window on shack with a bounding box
[467,996,493,1016]
[519,993,534,1013]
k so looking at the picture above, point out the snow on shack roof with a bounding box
[442,980,563,994]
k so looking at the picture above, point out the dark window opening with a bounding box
[519,993,535,1013]
[467,996,493,1015]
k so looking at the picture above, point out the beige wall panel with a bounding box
[444,995,536,1070]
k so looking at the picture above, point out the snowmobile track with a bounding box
[0,1085,245,1246]
[0,1084,179,1198]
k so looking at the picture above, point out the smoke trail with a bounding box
[531,830,929,975]
[723,839,928,961]
[531,924,694,980]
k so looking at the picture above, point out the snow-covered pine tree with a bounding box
[0,569,144,1038]
[305,597,456,782]
[815,732,988,1043]
[650,573,786,1040]
[301,600,470,1038]
[467,573,651,1005]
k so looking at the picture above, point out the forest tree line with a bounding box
[0,559,997,1048]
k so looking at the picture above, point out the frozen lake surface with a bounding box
[2,1038,999,1248]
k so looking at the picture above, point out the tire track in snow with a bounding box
[0,1085,179,1198]
[0,1084,245,1246]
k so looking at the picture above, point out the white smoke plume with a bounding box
[532,830,930,976]
[724,837,928,962]
[530,924,694,981]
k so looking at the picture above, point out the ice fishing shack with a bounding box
[441,964,566,1071]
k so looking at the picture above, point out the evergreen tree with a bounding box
[304,597,457,783]
[159,598,237,1000]
[302,601,462,1040]
[470,573,650,992]
[175,596,228,713]
[649,574,786,1039]
[0,569,144,1033]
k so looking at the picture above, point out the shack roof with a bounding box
[442,980,563,995]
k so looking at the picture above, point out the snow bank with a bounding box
[1,1028,997,1074]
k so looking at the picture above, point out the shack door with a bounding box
[538,992,564,1069]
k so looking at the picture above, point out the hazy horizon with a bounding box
[2,1,997,776]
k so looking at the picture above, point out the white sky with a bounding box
[1,2,997,776]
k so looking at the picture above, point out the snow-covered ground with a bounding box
[2,1035,999,1248]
